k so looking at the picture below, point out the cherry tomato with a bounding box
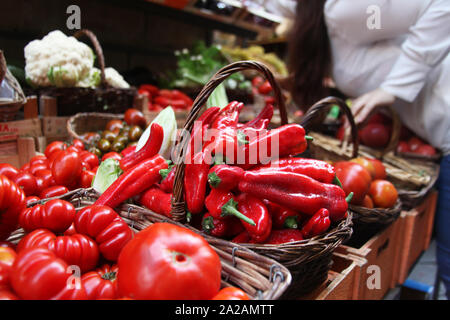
[415,144,437,156]
[83,132,101,144]
[19,199,76,233]
[369,180,398,208]
[44,141,67,158]
[258,80,272,95]
[124,108,147,128]
[79,151,99,169]
[0,246,16,290]
[52,149,82,188]
[117,223,221,300]
[39,185,69,199]
[10,247,87,300]
[335,161,372,206]
[0,164,19,180]
[106,119,124,132]
[25,196,40,207]
[80,170,95,189]
[82,264,119,300]
[13,172,37,196]
[397,141,411,153]
[101,152,122,162]
[0,175,26,240]
[408,137,424,152]
[72,139,85,151]
[212,287,250,300]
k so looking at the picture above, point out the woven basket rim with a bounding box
[66,112,124,144]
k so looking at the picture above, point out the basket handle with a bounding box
[170,60,288,222]
[301,96,360,158]
[73,29,107,87]
[0,50,6,84]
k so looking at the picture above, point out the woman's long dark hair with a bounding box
[288,0,332,109]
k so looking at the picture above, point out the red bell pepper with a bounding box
[240,103,273,130]
[159,166,175,193]
[301,208,331,239]
[205,188,255,226]
[95,154,168,209]
[201,213,245,238]
[119,123,164,172]
[263,199,302,229]
[236,193,272,243]
[207,164,244,191]
[252,157,336,184]
[265,229,303,244]
[139,186,172,218]
[238,171,348,221]
[231,231,251,244]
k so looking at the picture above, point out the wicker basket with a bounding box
[66,112,124,144]
[9,188,292,300]
[36,29,137,116]
[0,50,27,122]
[167,61,352,298]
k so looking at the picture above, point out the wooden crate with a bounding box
[39,96,70,141]
[394,190,438,285]
[299,253,366,300]
[336,217,403,300]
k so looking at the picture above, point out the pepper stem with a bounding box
[186,211,192,223]
[101,271,117,281]
[284,216,298,229]
[345,192,354,203]
[202,216,214,234]
[159,168,171,180]
[333,175,343,188]
[305,135,314,141]
[222,199,256,226]
[207,172,221,189]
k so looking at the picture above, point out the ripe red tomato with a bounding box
[75,205,133,261]
[350,158,376,179]
[10,247,87,300]
[52,149,82,187]
[35,169,55,189]
[408,137,424,152]
[0,175,26,240]
[102,152,122,162]
[360,123,390,148]
[72,139,85,151]
[81,264,119,300]
[335,161,372,205]
[367,158,387,180]
[80,170,95,189]
[252,76,264,88]
[83,132,101,144]
[29,155,48,166]
[19,199,76,233]
[124,109,147,128]
[212,287,250,300]
[29,162,48,176]
[0,164,19,181]
[79,151,99,169]
[17,229,99,273]
[397,141,410,153]
[0,289,19,300]
[25,196,40,207]
[64,223,77,236]
[117,223,221,300]
[0,246,16,290]
[44,141,67,158]
[13,172,38,196]
[20,163,30,173]
[369,180,398,208]
[361,195,374,209]
[39,185,69,199]
[258,80,272,95]
[105,119,124,132]
[415,144,437,156]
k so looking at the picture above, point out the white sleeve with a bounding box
[243,0,297,19]
[380,0,450,102]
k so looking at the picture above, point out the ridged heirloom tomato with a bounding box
[0,175,26,240]
[51,149,82,188]
[81,264,119,300]
[10,247,87,300]
[117,223,221,300]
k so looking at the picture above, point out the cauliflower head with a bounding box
[24,30,95,87]
[104,67,130,89]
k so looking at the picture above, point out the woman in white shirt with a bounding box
[255,0,450,298]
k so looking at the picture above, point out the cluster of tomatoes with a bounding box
[334,157,399,209]
[396,135,437,157]
[138,84,193,112]
[251,76,275,107]
[0,139,100,205]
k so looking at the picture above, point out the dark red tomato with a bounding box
[117,223,221,300]
[10,247,87,300]
[124,109,147,128]
[408,137,424,152]
[25,196,40,207]
[101,152,122,162]
[397,141,410,153]
[0,164,19,180]
[258,80,272,95]
[19,199,76,233]
[52,150,82,187]
[212,287,250,300]
[39,185,69,199]
[79,151,99,169]
[360,123,390,148]
[29,162,48,176]
[72,139,85,151]
[335,161,372,205]
[80,170,95,189]
[0,289,19,300]
[415,144,437,156]
[0,246,17,290]
[0,175,26,240]
[44,141,67,159]
[13,172,37,196]
[105,120,124,132]
[81,264,119,300]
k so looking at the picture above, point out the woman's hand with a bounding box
[351,88,396,124]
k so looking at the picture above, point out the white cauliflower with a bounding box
[104,67,130,89]
[24,30,95,87]
[77,67,101,88]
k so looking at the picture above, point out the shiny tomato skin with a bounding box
[361,195,374,209]
[0,164,19,181]
[13,172,37,196]
[29,155,48,167]
[25,196,40,207]
[335,161,372,205]
[106,120,124,132]
[79,170,95,189]
[360,123,390,148]
[124,109,147,128]
[408,137,424,152]
[52,150,82,187]
[81,264,119,300]
[350,158,376,180]
[0,289,19,300]
[79,152,99,169]
[369,180,398,209]
[117,222,221,300]
[397,141,410,153]
[0,175,26,240]
[0,246,17,290]
[39,185,69,199]
[415,144,437,156]
[367,158,387,180]
[19,199,76,233]
[10,247,87,300]
[29,163,48,176]
[212,287,250,300]
[44,141,67,159]
[258,80,272,95]
[35,169,55,189]
[101,152,122,162]
[72,139,85,151]
[75,205,133,261]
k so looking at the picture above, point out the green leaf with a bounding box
[92,158,123,194]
